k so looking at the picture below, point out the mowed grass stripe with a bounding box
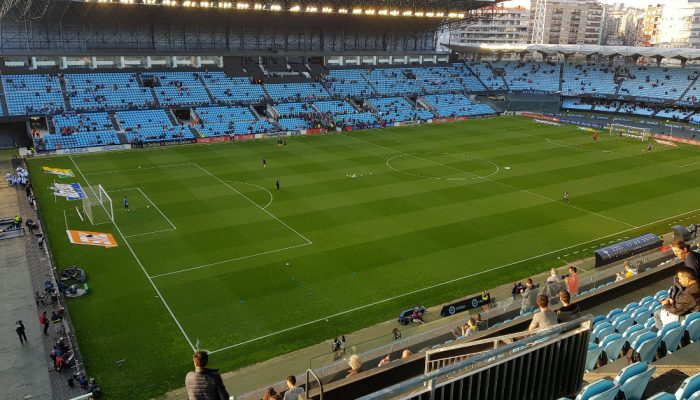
[26,117,700,399]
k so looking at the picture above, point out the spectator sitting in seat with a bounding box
[263,387,283,400]
[283,375,304,400]
[520,278,538,315]
[616,261,638,282]
[411,307,424,324]
[557,290,580,323]
[528,295,558,331]
[654,267,700,328]
[401,349,412,359]
[346,354,363,378]
[185,351,230,400]
[377,354,392,367]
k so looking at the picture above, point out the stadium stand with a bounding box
[366,68,425,96]
[277,117,315,130]
[264,82,331,102]
[200,73,268,104]
[562,64,620,96]
[323,69,376,98]
[64,73,154,110]
[311,100,357,115]
[115,109,173,130]
[466,62,506,91]
[334,112,378,129]
[39,130,120,151]
[495,61,560,93]
[273,102,318,118]
[618,66,695,101]
[561,98,593,111]
[192,106,275,135]
[3,74,65,115]
[153,72,211,106]
[126,125,195,143]
[422,93,496,117]
[52,112,114,134]
[369,96,434,123]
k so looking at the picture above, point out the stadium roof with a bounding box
[445,43,700,60]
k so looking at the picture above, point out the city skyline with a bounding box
[502,0,665,9]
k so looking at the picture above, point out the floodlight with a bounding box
[378,9,387,15]
[352,8,362,14]
[389,10,399,16]
[236,2,249,8]
[321,7,333,13]
[402,10,412,16]
[270,4,281,10]
[364,9,375,15]
[338,8,348,13]
[290,5,301,11]
[414,11,424,17]
[306,6,317,12]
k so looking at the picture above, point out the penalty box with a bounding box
[88,163,310,278]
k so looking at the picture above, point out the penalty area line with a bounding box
[206,205,700,354]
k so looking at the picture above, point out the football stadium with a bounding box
[2,0,700,399]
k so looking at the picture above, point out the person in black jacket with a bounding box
[557,290,581,323]
[185,351,230,400]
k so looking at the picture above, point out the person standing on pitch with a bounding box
[563,191,569,203]
[593,132,598,141]
[275,178,280,192]
[123,196,129,211]
[263,157,267,168]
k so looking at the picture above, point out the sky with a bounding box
[501,0,662,8]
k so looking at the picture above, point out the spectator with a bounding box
[557,290,580,323]
[401,349,412,359]
[671,240,699,277]
[411,307,424,324]
[616,261,637,282]
[185,351,230,400]
[528,295,558,331]
[346,354,363,378]
[654,267,700,328]
[540,269,566,301]
[263,387,283,400]
[565,266,579,296]
[520,278,538,315]
[392,328,401,340]
[39,311,49,335]
[15,320,27,345]
[459,317,479,337]
[283,375,304,400]
[377,354,392,367]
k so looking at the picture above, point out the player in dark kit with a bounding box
[123,196,129,211]
[263,158,267,168]
[275,179,280,191]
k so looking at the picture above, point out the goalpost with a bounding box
[609,124,651,141]
[82,185,113,225]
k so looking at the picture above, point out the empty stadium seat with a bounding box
[630,330,662,363]
[585,343,604,372]
[574,379,620,400]
[613,362,656,400]
[600,333,626,362]
[648,372,700,400]
[659,321,685,354]
[684,312,700,343]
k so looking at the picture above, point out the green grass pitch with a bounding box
[27,116,700,398]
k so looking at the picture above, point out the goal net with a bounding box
[609,124,651,141]
[83,185,113,225]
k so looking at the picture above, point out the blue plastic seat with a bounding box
[654,290,669,300]
[687,392,700,400]
[585,343,604,372]
[674,372,700,400]
[624,302,639,313]
[592,315,607,327]
[601,333,627,362]
[646,393,676,400]
[607,308,623,320]
[623,324,645,339]
[645,318,657,329]
[614,315,634,333]
[574,379,620,400]
[590,321,615,342]
[632,331,662,363]
[659,321,684,354]
[639,296,655,306]
[683,312,700,343]
[632,308,651,325]
[614,362,656,400]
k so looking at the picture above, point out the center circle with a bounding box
[386,153,500,181]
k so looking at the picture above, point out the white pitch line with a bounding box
[222,180,275,209]
[123,228,177,238]
[150,242,313,279]
[68,155,196,352]
[193,163,312,244]
[83,162,194,176]
[344,133,636,229]
[206,205,700,354]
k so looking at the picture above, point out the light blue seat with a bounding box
[586,343,604,372]
[645,318,657,329]
[631,331,662,363]
[632,308,651,325]
[687,392,700,400]
[601,333,626,362]
[639,296,655,305]
[674,372,700,400]
[655,290,669,300]
[607,308,623,320]
[659,321,684,354]
[574,379,620,400]
[623,324,645,339]
[592,315,607,327]
[593,322,615,343]
[683,312,700,343]
[624,302,639,313]
[613,362,656,400]
[614,315,634,333]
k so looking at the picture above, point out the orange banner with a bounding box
[66,230,118,248]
